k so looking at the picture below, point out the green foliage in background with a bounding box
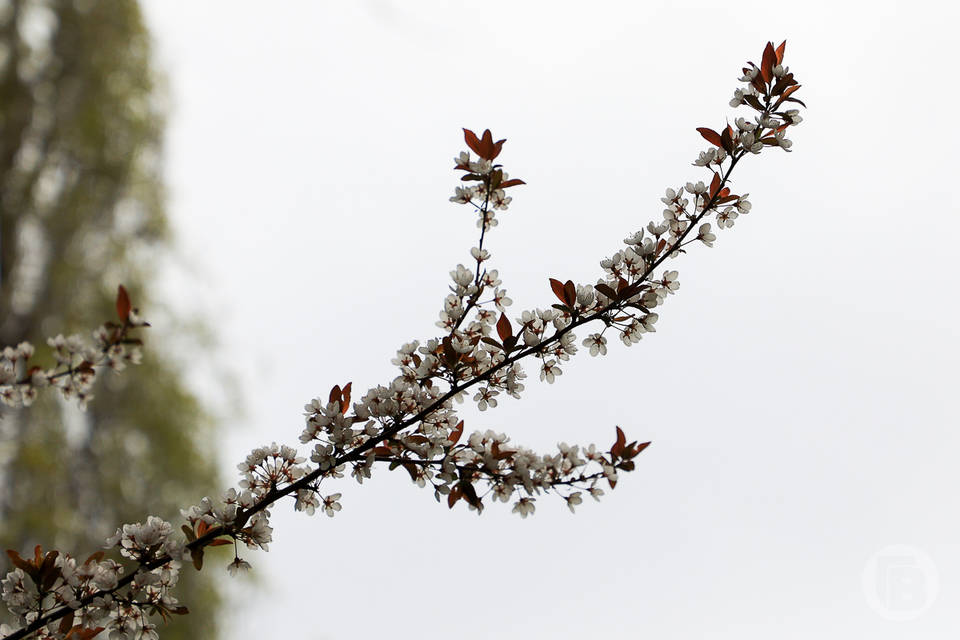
[0,1,223,636]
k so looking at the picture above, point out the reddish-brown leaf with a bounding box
[594,283,619,301]
[448,420,464,446]
[562,280,577,307]
[479,129,506,161]
[116,285,131,322]
[464,128,507,161]
[772,84,804,111]
[460,480,482,509]
[479,129,494,159]
[549,278,567,304]
[709,173,721,198]
[39,551,60,591]
[720,126,735,154]
[760,41,776,83]
[781,84,801,100]
[341,382,352,415]
[328,385,341,405]
[402,462,419,482]
[191,547,204,571]
[40,551,60,570]
[447,486,462,509]
[496,313,513,341]
[696,127,723,148]
[499,178,526,189]
[206,538,232,547]
[59,612,75,635]
[775,40,786,65]
[619,282,642,301]
[441,336,461,367]
[463,128,483,156]
[611,426,627,457]
[744,94,764,111]
[770,76,794,96]
[6,549,32,575]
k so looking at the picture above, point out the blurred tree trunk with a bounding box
[0,1,223,637]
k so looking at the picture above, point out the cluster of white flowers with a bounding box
[0,287,147,412]
[0,42,803,640]
[105,517,181,563]
[180,490,273,553]
[448,129,525,233]
[1,531,185,640]
[449,152,516,215]
[0,344,39,408]
[727,41,804,153]
[236,443,308,499]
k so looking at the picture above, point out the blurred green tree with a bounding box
[0,1,223,637]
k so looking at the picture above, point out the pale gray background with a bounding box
[141,1,959,638]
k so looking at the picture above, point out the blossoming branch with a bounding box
[0,286,148,412]
[1,41,803,640]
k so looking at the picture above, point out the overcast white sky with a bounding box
[140,2,959,638]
